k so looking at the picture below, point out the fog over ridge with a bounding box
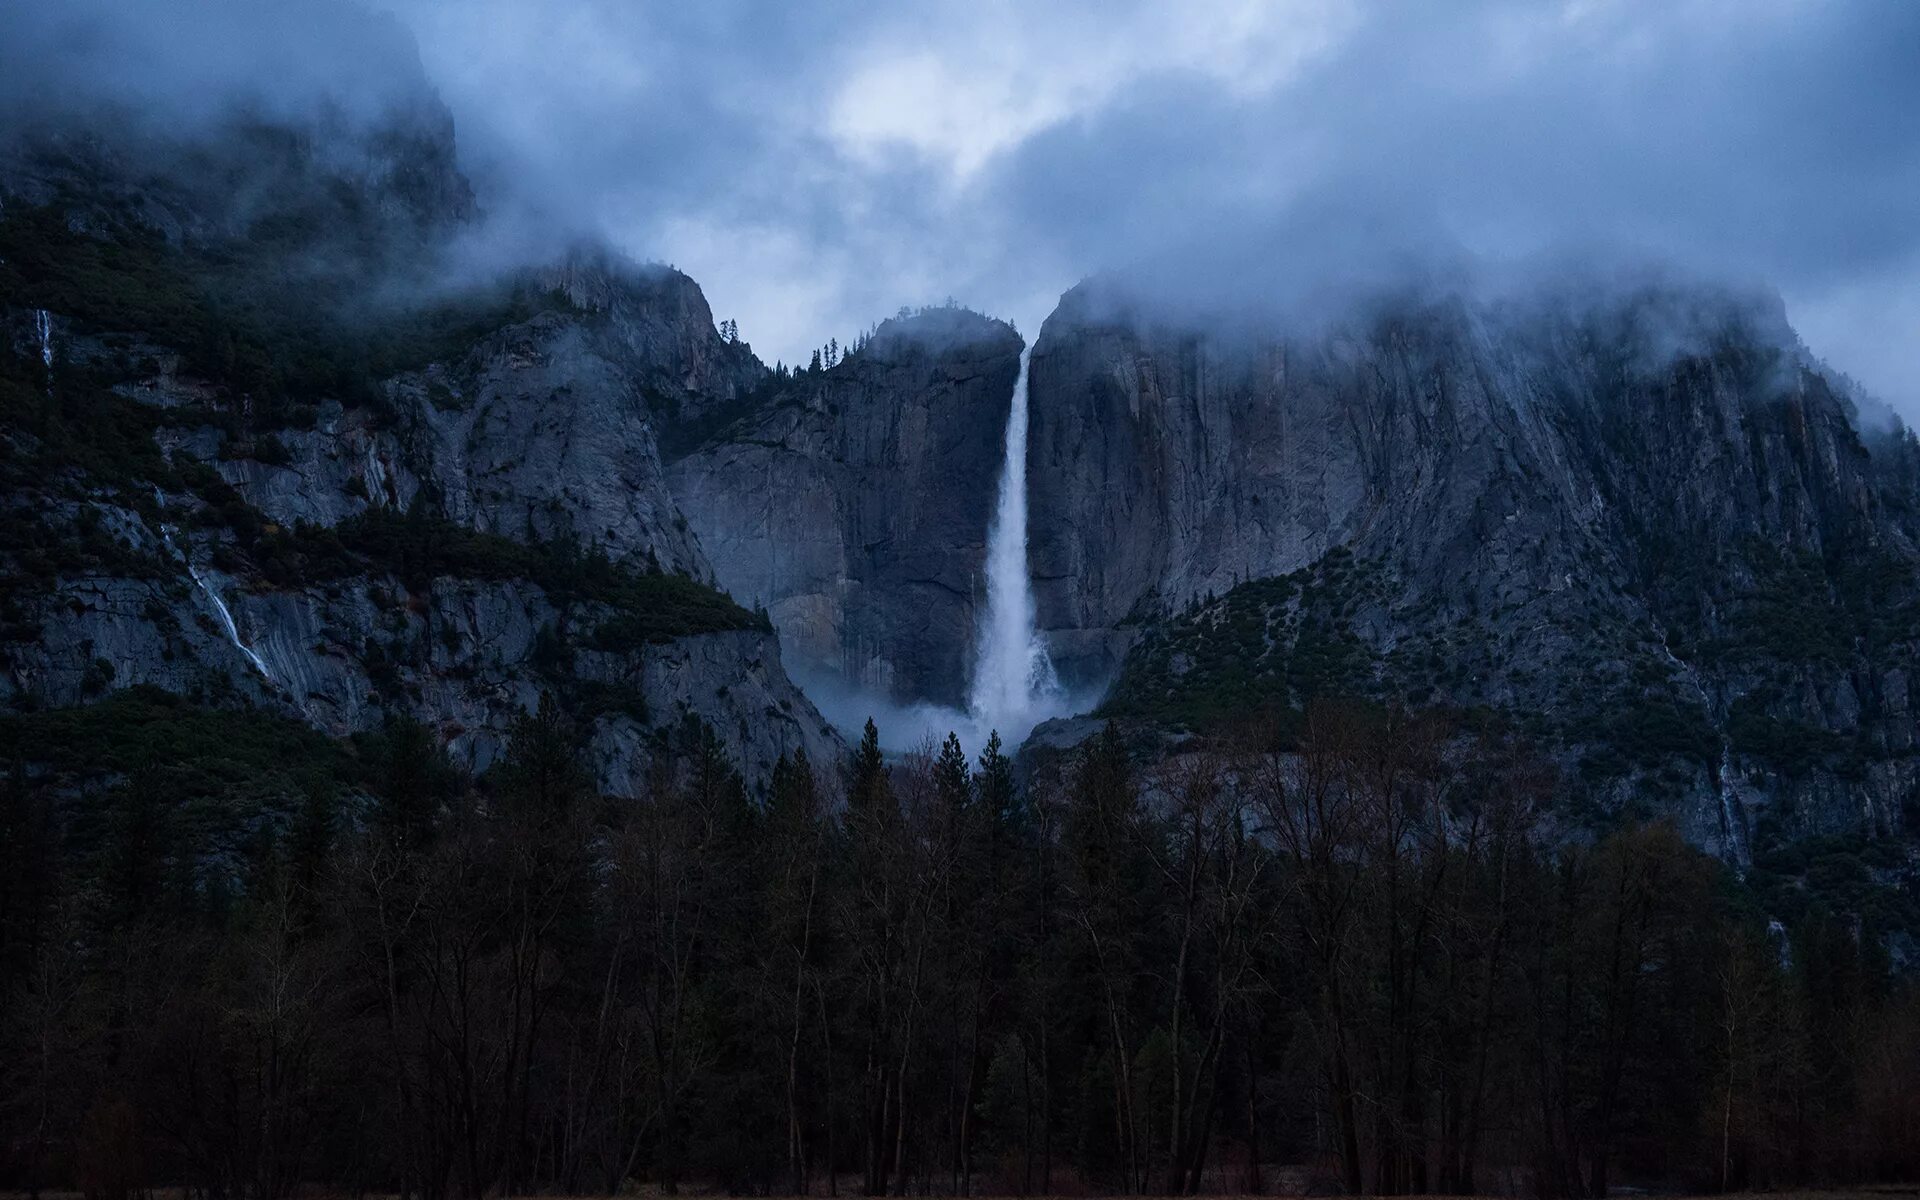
[3,0,1915,418]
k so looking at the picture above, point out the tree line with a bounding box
[1,697,1916,1199]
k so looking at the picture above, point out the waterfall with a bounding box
[34,309,55,370]
[968,344,1063,743]
[184,557,277,683]
[34,310,55,400]
[152,495,276,683]
[1655,623,1747,871]
[1716,744,1749,873]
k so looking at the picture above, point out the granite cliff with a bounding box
[1024,275,1920,860]
[667,308,1021,708]
[0,72,838,788]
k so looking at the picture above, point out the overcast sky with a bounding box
[4,1,1914,412]
[373,0,1920,412]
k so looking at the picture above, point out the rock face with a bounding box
[668,309,1022,707]
[5,524,836,795]
[162,257,761,581]
[1027,275,1920,855]
[534,254,766,428]
[387,262,763,579]
[0,81,843,786]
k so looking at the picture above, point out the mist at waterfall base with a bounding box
[795,346,1079,757]
[795,671,1092,759]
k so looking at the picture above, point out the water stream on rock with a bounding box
[1655,623,1748,870]
[968,344,1064,745]
[34,309,55,372]
[153,491,277,683]
[1716,744,1750,871]
[183,556,277,683]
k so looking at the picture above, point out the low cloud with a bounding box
[6,1,1916,415]
[1,0,433,128]
[401,0,1918,414]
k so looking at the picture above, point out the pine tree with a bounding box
[977,729,1019,836]
[767,748,820,835]
[935,731,971,816]
[285,786,334,899]
[103,758,169,931]
[1059,723,1154,1190]
[761,748,826,1193]
[496,692,590,823]
[0,760,57,974]
[372,715,454,852]
[848,718,890,818]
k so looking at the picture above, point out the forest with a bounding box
[2,696,1916,1199]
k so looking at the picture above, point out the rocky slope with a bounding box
[1026,274,1920,858]
[0,81,839,788]
[667,308,1021,707]
[4,16,1915,904]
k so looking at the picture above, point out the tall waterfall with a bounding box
[968,344,1062,743]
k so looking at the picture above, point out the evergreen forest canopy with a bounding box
[2,696,1916,1199]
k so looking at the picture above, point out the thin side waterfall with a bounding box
[35,310,55,400]
[34,309,55,371]
[968,344,1062,743]
[184,556,277,683]
[1716,744,1749,873]
[153,492,276,683]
